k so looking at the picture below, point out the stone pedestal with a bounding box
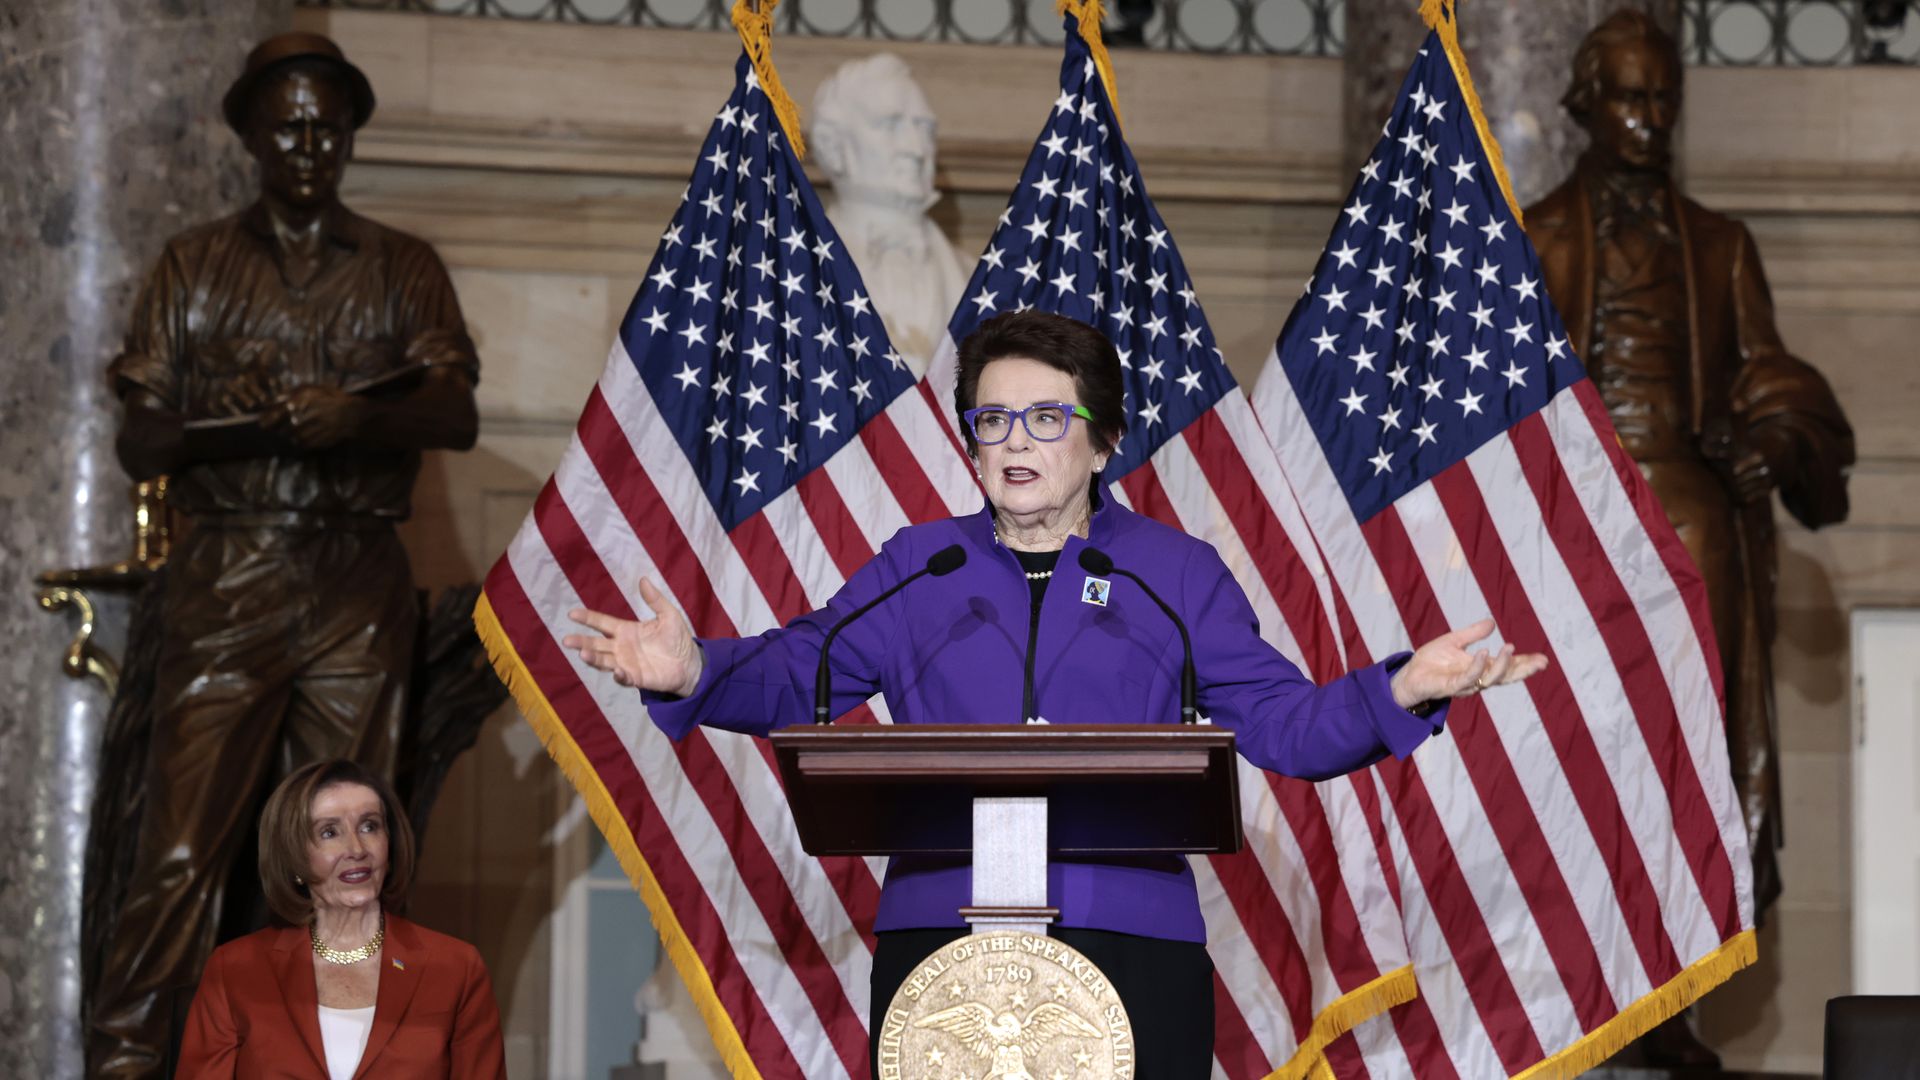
[1343,0,1681,206]
[0,2,289,1075]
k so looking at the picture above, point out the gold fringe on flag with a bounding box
[1271,965,1420,1080]
[1513,929,1758,1079]
[472,594,765,1080]
[1057,0,1125,129]
[1273,899,1758,1080]
[1418,0,1523,227]
[731,0,807,159]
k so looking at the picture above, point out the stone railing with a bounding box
[293,0,1916,63]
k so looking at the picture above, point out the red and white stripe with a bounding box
[1249,354,1754,1078]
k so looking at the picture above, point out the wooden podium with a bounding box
[770,724,1242,934]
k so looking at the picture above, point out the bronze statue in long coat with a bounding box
[1527,11,1854,923]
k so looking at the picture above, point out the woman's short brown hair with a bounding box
[258,759,415,925]
[953,311,1127,455]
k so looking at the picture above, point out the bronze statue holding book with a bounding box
[85,32,483,1077]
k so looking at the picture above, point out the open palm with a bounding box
[1390,618,1549,709]
[563,578,704,697]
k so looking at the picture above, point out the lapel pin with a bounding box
[1080,576,1110,607]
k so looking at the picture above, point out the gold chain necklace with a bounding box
[311,913,385,965]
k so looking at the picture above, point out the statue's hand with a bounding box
[563,578,705,697]
[214,370,278,418]
[1721,422,1796,506]
[1730,442,1780,506]
[1390,618,1550,710]
[271,384,370,450]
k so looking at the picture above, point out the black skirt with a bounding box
[869,926,1216,1078]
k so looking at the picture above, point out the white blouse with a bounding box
[317,1004,376,1080]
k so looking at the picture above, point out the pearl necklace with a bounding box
[311,913,385,965]
[994,511,1077,585]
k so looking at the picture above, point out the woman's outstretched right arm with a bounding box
[564,577,704,696]
[563,539,906,738]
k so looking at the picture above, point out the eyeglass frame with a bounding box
[961,402,1096,445]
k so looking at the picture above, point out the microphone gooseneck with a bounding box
[1079,545,1199,724]
[813,545,968,723]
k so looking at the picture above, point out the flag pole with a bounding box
[730,0,807,158]
[1058,0,1125,129]
[1418,0,1523,227]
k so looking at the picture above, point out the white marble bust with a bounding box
[810,53,970,377]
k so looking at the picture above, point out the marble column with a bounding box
[1344,0,1681,207]
[0,2,289,1075]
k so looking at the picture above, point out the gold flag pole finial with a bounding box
[731,0,807,158]
[1058,0,1124,129]
[1419,0,1524,227]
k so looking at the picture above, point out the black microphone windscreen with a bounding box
[1077,547,1115,576]
[926,544,968,576]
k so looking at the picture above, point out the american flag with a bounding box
[1248,24,1757,1077]
[476,50,977,1076]
[923,15,1425,1077]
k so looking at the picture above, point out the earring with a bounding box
[295,875,305,885]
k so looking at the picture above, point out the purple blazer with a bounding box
[646,494,1447,943]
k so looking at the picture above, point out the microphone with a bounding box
[813,544,967,723]
[1079,546,1199,724]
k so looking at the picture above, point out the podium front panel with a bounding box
[769,724,1242,857]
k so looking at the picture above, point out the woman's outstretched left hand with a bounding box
[1390,618,1549,711]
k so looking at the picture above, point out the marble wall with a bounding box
[0,3,291,1076]
[296,8,1919,1075]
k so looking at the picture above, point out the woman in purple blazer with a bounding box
[566,311,1546,1076]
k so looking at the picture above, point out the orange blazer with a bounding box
[177,914,507,1079]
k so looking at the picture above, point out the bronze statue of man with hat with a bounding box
[85,32,480,1076]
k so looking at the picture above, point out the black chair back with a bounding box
[1826,995,1920,1078]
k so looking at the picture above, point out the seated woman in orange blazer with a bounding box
[178,760,508,1079]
